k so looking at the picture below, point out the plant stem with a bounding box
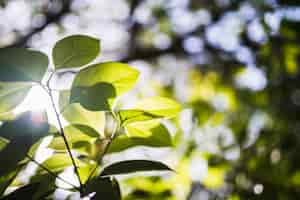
[86,112,122,182]
[86,138,112,183]
[26,155,80,190]
[46,85,84,194]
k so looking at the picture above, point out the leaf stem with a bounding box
[43,82,84,195]
[86,112,121,183]
[86,138,113,183]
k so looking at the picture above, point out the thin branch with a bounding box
[26,155,80,190]
[45,83,84,194]
[86,111,123,182]
[86,138,112,183]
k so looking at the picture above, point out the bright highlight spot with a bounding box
[13,85,51,113]
[202,167,226,189]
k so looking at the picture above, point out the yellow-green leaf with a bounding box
[70,62,139,111]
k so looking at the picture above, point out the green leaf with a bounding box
[117,97,181,125]
[0,48,48,82]
[134,97,181,118]
[30,174,56,200]
[108,121,172,153]
[0,183,41,200]
[52,35,100,69]
[100,160,172,176]
[59,91,105,135]
[125,120,167,137]
[78,163,97,184]
[0,166,23,196]
[0,82,32,114]
[39,153,85,174]
[84,177,121,200]
[49,125,98,155]
[0,137,8,152]
[118,110,159,125]
[70,62,139,111]
[0,111,49,176]
[0,112,16,121]
[71,82,116,111]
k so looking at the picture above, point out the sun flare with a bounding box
[13,85,51,114]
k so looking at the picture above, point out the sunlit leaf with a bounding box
[202,167,226,189]
[60,91,105,135]
[125,120,167,137]
[38,153,85,174]
[0,112,16,121]
[0,48,48,82]
[134,97,181,118]
[78,163,97,184]
[0,82,32,114]
[49,125,98,155]
[118,110,159,125]
[108,121,172,153]
[100,160,172,176]
[70,62,139,111]
[52,35,100,69]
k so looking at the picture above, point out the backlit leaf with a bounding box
[0,82,32,114]
[70,62,139,111]
[0,48,48,82]
[52,35,100,69]
[59,91,105,136]
[108,121,172,153]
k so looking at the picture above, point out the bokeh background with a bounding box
[1,0,300,199]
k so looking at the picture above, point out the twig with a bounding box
[44,81,84,194]
[26,155,80,190]
[86,138,113,183]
